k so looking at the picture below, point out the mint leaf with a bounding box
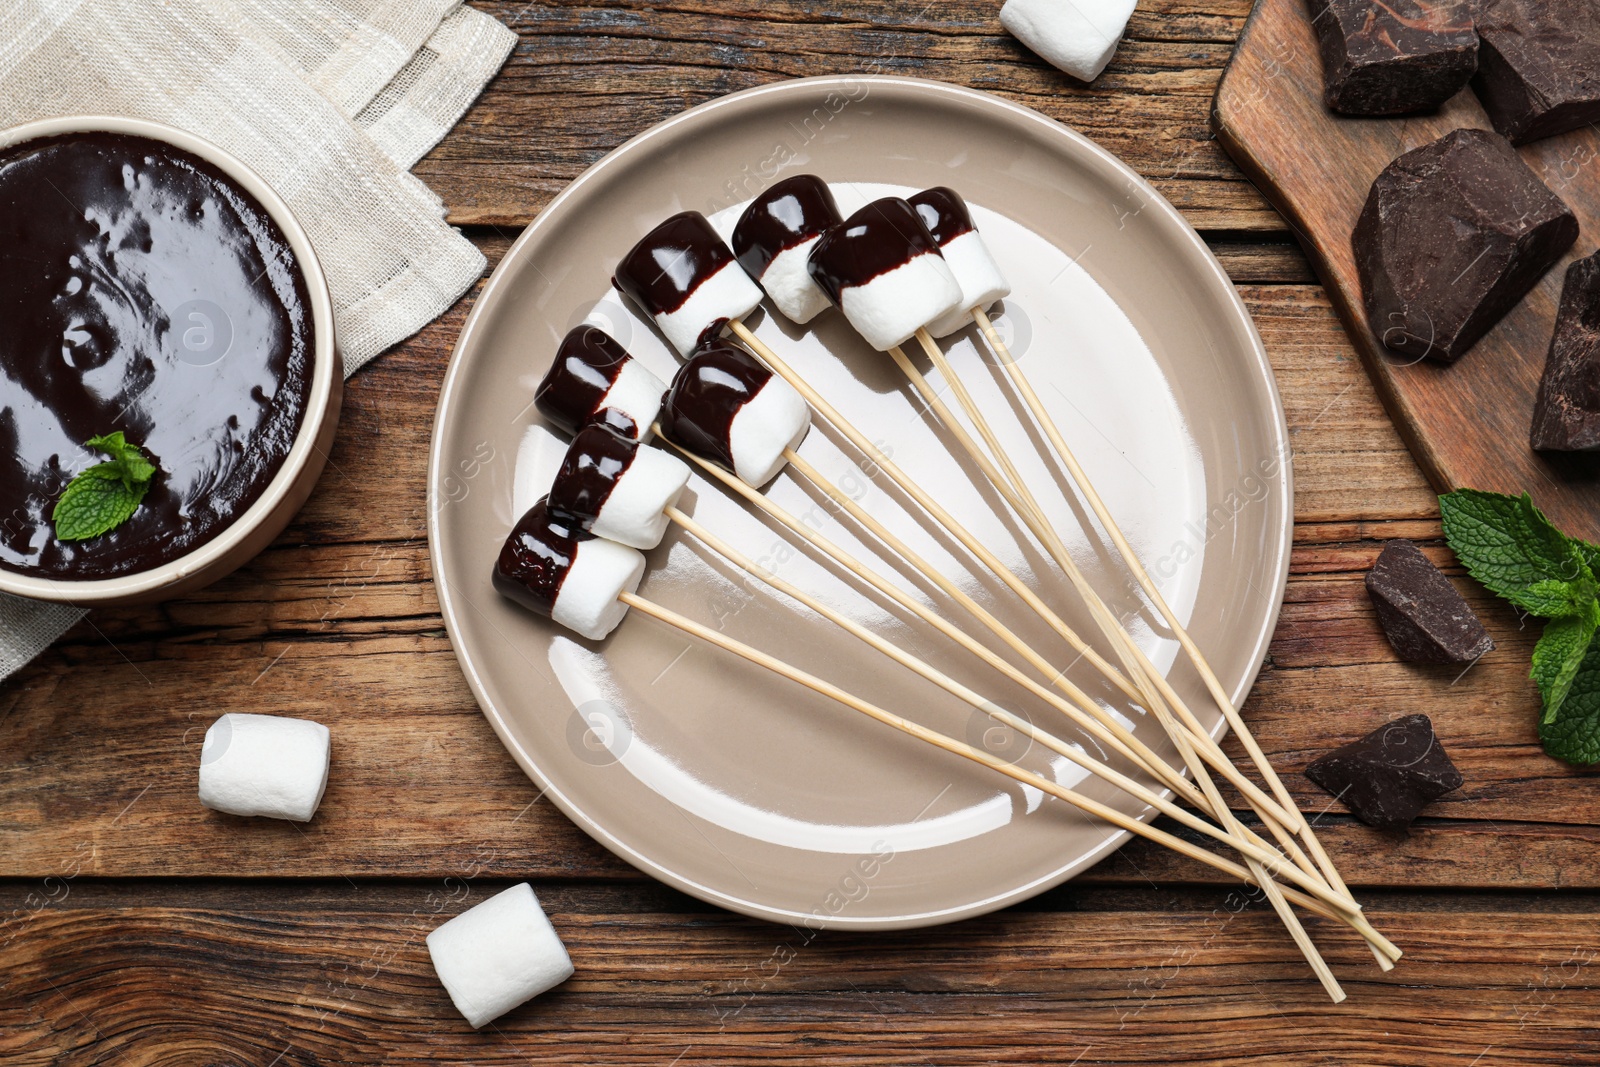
[1576,539,1600,578]
[1522,576,1600,618]
[52,434,158,542]
[1532,604,1600,723]
[1439,490,1591,617]
[1539,636,1600,764]
[83,431,156,486]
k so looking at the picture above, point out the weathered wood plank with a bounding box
[2,884,1596,1064]
[419,2,1286,231]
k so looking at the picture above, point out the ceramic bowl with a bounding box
[0,115,341,607]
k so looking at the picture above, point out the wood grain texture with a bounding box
[419,1,1288,232]
[4,0,1599,1060]
[3,883,1598,1065]
[1213,0,1600,538]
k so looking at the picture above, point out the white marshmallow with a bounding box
[552,536,647,640]
[588,445,690,549]
[837,252,963,351]
[757,236,832,324]
[652,260,764,357]
[198,713,330,823]
[728,375,811,487]
[515,424,568,520]
[595,358,667,440]
[1000,0,1137,83]
[925,230,1014,338]
[426,882,574,1029]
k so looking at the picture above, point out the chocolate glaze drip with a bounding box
[659,342,771,471]
[907,187,976,245]
[731,175,842,279]
[547,423,638,526]
[591,407,641,437]
[534,326,636,435]
[493,497,592,618]
[806,197,943,304]
[613,212,735,318]
[0,132,314,580]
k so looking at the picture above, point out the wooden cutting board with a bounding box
[1213,0,1600,539]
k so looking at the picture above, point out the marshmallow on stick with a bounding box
[731,174,843,324]
[493,499,646,641]
[614,212,765,356]
[806,197,963,351]
[908,187,1012,338]
[658,341,810,487]
[548,423,691,550]
[535,326,667,441]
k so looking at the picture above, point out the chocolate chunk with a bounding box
[1473,0,1600,145]
[1353,128,1578,363]
[1532,252,1600,452]
[1366,539,1495,663]
[1305,714,1464,829]
[1305,0,1477,115]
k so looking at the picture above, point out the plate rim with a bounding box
[427,74,1294,930]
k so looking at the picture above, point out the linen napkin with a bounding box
[0,0,515,682]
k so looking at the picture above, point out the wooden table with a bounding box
[5,3,1598,1062]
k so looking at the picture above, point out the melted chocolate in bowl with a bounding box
[0,132,314,580]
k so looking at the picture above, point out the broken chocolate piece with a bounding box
[1532,252,1600,452]
[1366,539,1495,663]
[1353,128,1578,363]
[1305,714,1464,829]
[1305,0,1477,116]
[1473,0,1600,146]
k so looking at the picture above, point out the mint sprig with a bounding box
[1539,638,1600,763]
[52,432,158,542]
[1441,489,1600,764]
[1438,490,1590,613]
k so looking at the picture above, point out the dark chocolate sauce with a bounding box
[0,131,314,580]
[493,497,591,618]
[547,423,638,526]
[658,342,771,472]
[806,197,943,305]
[535,326,637,435]
[907,187,976,245]
[613,212,734,317]
[731,175,842,279]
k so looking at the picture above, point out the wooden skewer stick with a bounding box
[897,331,1297,800]
[664,504,1373,930]
[723,319,1302,835]
[726,319,1392,965]
[661,435,1203,812]
[779,447,1383,949]
[617,588,1347,1002]
[669,440,1377,938]
[967,305,1392,966]
[725,320,1142,707]
[899,327,1375,965]
[779,448,1310,850]
[896,332,1310,843]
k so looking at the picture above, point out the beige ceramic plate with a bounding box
[429,76,1291,929]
